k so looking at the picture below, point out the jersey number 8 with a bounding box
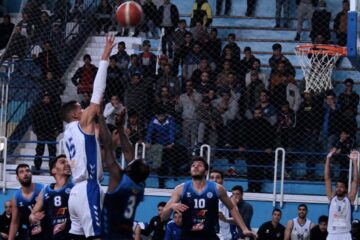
[54,196,62,207]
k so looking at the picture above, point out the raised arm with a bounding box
[325,148,336,200]
[160,184,187,221]
[217,185,255,238]
[115,109,135,163]
[8,197,19,240]
[349,150,359,203]
[80,35,115,134]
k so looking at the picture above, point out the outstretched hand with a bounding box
[327,147,337,160]
[101,34,116,60]
[349,150,359,161]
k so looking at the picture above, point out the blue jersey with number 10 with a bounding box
[102,174,145,239]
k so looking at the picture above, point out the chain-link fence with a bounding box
[0,0,358,192]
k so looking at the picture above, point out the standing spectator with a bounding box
[222,33,240,60]
[204,28,222,65]
[190,21,209,44]
[70,0,85,21]
[257,208,285,240]
[80,92,91,109]
[33,41,60,77]
[338,78,359,114]
[334,0,350,46]
[141,202,170,239]
[139,40,157,79]
[157,63,180,97]
[158,0,179,59]
[104,95,125,125]
[53,0,71,24]
[310,0,331,43]
[95,0,113,34]
[0,15,14,49]
[136,0,158,37]
[111,41,130,71]
[31,93,62,171]
[2,25,28,60]
[105,56,124,101]
[276,101,296,149]
[268,43,295,76]
[239,47,256,81]
[245,71,265,112]
[332,129,355,179]
[216,0,231,15]
[49,22,65,57]
[0,201,20,240]
[284,204,315,240]
[245,59,268,89]
[33,10,51,45]
[231,185,253,238]
[71,54,98,95]
[17,13,34,40]
[183,42,205,80]
[175,80,202,147]
[239,107,274,192]
[294,0,317,41]
[310,215,328,240]
[172,19,189,57]
[246,0,256,16]
[190,0,213,27]
[40,71,65,108]
[0,0,6,17]
[165,212,182,240]
[275,0,289,28]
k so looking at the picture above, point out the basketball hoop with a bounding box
[294,44,347,93]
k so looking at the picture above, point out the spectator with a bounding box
[0,0,6,17]
[124,73,149,121]
[0,201,20,240]
[252,90,277,126]
[53,0,71,24]
[231,185,253,238]
[245,58,268,89]
[275,0,289,28]
[268,43,295,76]
[136,0,158,37]
[175,80,202,147]
[332,129,355,179]
[17,12,34,40]
[139,40,157,78]
[294,0,317,41]
[221,46,240,73]
[239,47,256,81]
[2,25,28,60]
[40,71,65,108]
[216,61,232,87]
[245,70,265,112]
[203,28,222,65]
[49,22,65,57]
[196,96,222,147]
[158,0,179,59]
[111,41,130,71]
[191,57,214,85]
[190,0,213,27]
[190,21,209,44]
[0,15,14,49]
[96,0,113,34]
[222,33,240,60]
[126,54,143,81]
[70,0,85,21]
[284,204,315,240]
[310,215,328,240]
[34,41,60,77]
[174,31,194,72]
[142,202,170,239]
[216,0,231,15]
[309,0,331,43]
[334,0,350,46]
[246,0,256,16]
[71,54,98,95]
[164,212,182,240]
[126,109,146,145]
[80,92,91,109]
[31,93,62,171]
[226,72,243,101]
[338,78,359,114]
[239,107,274,192]
[172,19,189,57]
[183,41,205,80]
[33,10,51,45]
[157,63,180,97]
[155,86,177,118]
[105,56,124,101]
[257,208,285,240]
[276,101,296,149]
[104,95,125,125]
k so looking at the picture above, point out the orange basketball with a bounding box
[116,1,143,27]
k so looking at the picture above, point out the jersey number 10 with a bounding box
[194,199,205,209]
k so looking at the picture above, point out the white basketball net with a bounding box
[295,46,341,93]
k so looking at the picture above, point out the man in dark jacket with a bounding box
[3,25,28,60]
[309,0,331,43]
[33,41,60,77]
[142,202,170,239]
[0,15,14,49]
[334,0,350,46]
[71,54,98,95]
[0,200,21,240]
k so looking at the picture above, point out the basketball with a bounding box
[116,1,143,28]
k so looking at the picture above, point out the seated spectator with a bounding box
[250,90,277,126]
[191,57,213,85]
[276,101,296,149]
[2,25,28,60]
[268,43,295,76]
[157,63,180,97]
[70,0,85,21]
[158,0,179,58]
[137,0,158,37]
[196,96,222,147]
[257,208,285,240]
[33,10,51,45]
[190,21,209,44]
[33,41,60,77]
[104,95,125,125]
[226,72,243,101]
[71,54,98,95]
[222,33,240,60]
[294,0,317,41]
[338,78,359,114]
[105,56,124,101]
[175,81,202,147]
[203,28,222,66]
[183,41,205,80]
[95,0,113,34]
[190,0,213,27]
[139,40,157,79]
[0,200,19,239]
[310,0,331,43]
[155,86,177,118]
[31,92,62,171]
[111,41,130,71]
[0,15,14,49]
[80,92,91,109]
[334,0,350,46]
[126,109,146,145]
[125,54,143,81]
[310,215,328,240]
[216,0,232,15]
[141,202,170,239]
[216,61,232,87]
[245,71,265,111]
[196,71,214,96]
[221,46,240,73]
[239,47,257,81]
[245,58,268,89]
[165,212,182,240]
[246,0,256,16]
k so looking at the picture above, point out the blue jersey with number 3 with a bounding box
[102,173,145,239]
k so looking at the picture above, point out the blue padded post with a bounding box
[347,11,357,57]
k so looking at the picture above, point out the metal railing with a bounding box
[200,144,211,180]
[0,136,7,193]
[273,148,286,208]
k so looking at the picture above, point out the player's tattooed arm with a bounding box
[161,184,188,221]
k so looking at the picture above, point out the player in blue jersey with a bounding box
[165,212,183,240]
[161,157,256,240]
[60,35,115,239]
[29,154,73,240]
[98,109,150,240]
[8,164,43,240]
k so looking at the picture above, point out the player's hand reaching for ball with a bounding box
[171,203,189,214]
[101,34,116,60]
[349,150,359,161]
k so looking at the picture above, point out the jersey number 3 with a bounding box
[124,196,136,219]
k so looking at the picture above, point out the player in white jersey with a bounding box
[284,204,315,240]
[209,170,232,240]
[60,35,115,239]
[325,148,359,240]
